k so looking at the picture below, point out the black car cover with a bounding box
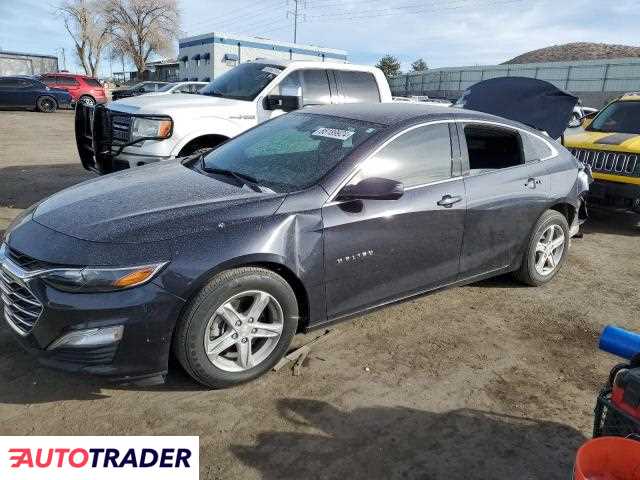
[456,77,578,139]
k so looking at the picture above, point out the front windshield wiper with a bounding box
[200,157,263,193]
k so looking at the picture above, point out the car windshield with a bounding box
[157,83,176,92]
[587,100,640,134]
[199,63,285,101]
[199,113,383,193]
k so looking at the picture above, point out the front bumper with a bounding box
[589,178,640,211]
[1,246,185,381]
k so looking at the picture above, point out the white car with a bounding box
[143,81,208,96]
[76,59,392,174]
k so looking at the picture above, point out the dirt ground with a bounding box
[0,110,639,479]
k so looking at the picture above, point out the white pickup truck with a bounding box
[76,59,392,174]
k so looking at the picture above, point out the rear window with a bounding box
[335,71,381,103]
[84,78,102,87]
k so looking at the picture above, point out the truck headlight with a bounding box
[131,117,172,141]
[41,262,168,293]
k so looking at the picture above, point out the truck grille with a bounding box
[0,267,43,336]
[569,148,639,177]
[111,114,132,144]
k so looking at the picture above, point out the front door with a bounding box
[322,122,466,318]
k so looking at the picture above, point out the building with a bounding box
[0,50,58,76]
[389,57,640,108]
[178,32,348,81]
[145,59,179,82]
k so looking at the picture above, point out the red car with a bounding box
[38,72,107,106]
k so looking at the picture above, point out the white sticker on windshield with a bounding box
[312,127,355,141]
[262,67,282,76]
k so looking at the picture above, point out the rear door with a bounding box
[322,121,466,318]
[458,121,550,278]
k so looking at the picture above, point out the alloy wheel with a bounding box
[80,96,95,107]
[534,224,565,276]
[39,98,55,112]
[204,290,284,372]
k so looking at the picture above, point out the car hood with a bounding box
[564,130,640,153]
[456,77,579,139]
[32,161,286,243]
[108,94,251,115]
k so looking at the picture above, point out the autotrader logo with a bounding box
[1,436,199,480]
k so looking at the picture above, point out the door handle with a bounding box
[525,177,541,189]
[437,194,463,208]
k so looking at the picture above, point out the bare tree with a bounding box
[104,0,180,75]
[57,0,111,76]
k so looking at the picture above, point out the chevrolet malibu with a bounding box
[1,103,588,387]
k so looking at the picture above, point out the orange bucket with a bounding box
[574,437,640,480]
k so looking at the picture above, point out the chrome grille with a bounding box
[111,114,132,144]
[569,148,639,176]
[0,267,42,336]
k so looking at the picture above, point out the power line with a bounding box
[287,0,306,43]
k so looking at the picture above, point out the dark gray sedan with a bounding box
[1,103,588,387]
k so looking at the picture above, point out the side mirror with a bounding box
[263,95,301,112]
[337,177,404,201]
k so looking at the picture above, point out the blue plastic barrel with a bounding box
[599,325,640,360]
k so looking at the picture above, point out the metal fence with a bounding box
[389,58,640,107]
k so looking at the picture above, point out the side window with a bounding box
[57,77,79,85]
[355,124,453,187]
[40,75,57,84]
[336,71,380,103]
[463,124,524,173]
[269,71,302,97]
[300,70,331,106]
[18,80,36,89]
[0,79,19,89]
[522,132,553,162]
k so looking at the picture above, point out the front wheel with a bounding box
[78,95,95,107]
[514,209,569,286]
[174,267,299,388]
[36,96,57,113]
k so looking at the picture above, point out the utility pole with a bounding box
[287,0,305,43]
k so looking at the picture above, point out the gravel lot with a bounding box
[1,110,639,479]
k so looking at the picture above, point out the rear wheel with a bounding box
[514,210,569,286]
[36,96,57,113]
[78,95,95,107]
[174,267,298,388]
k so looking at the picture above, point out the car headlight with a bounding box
[41,262,168,293]
[131,117,172,142]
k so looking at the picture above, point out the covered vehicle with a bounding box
[455,76,579,140]
[2,99,589,388]
[564,92,640,213]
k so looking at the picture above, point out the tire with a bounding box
[174,267,299,388]
[514,209,570,286]
[36,96,57,113]
[78,95,95,107]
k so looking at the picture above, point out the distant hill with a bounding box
[504,42,640,64]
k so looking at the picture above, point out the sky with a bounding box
[1,0,639,76]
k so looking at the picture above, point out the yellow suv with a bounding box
[564,93,640,213]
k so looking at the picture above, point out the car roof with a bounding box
[42,72,95,79]
[252,58,378,71]
[301,103,507,127]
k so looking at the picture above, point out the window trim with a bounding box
[325,119,558,205]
